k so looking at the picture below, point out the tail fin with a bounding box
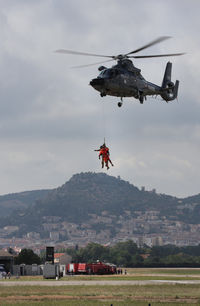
[162,62,172,88]
[161,62,179,101]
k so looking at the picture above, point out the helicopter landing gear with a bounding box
[139,92,144,104]
[118,97,123,107]
[139,96,144,104]
[100,92,106,97]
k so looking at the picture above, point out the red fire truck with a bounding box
[67,261,116,275]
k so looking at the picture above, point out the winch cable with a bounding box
[101,101,107,145]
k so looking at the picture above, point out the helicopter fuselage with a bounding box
[89,59,179,105]
[90,68,161,98]
[90,60,162,103]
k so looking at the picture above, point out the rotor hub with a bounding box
[114,54,127,60]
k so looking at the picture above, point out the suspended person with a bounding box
[101,144,114,170]
[95,143,114,170]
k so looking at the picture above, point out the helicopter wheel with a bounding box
[118,97,123,107]
[100,92,106,97]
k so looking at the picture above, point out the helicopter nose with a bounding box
[90,78,105,87]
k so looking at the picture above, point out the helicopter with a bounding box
[56,36,184,107]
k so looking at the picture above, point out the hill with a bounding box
[1,172,177,222]
[0,189,50,217]
[0,172,200,244]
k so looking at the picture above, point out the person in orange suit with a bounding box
[95,143,114,170]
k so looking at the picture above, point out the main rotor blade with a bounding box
[71,59,114,68]
[126,36,171,55]
[55,49,113,58]
[129,52,185,59]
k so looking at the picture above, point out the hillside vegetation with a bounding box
[0,172,200,238]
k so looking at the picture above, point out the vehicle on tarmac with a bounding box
[67,261,117,275]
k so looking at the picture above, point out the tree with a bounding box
[15,249,41,265]
[131,254,144,267]
[68,242,200,268]
[70,243,110,263]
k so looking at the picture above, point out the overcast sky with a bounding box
[0,0,199,197]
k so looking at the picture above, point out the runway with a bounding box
[1,279,200,286]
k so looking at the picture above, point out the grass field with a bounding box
[0,268,200,305]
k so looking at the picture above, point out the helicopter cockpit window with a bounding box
[98,69,119,79]
[99,70,109,78]
[99,69,117,78]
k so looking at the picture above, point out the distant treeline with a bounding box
[65,241,200,268]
